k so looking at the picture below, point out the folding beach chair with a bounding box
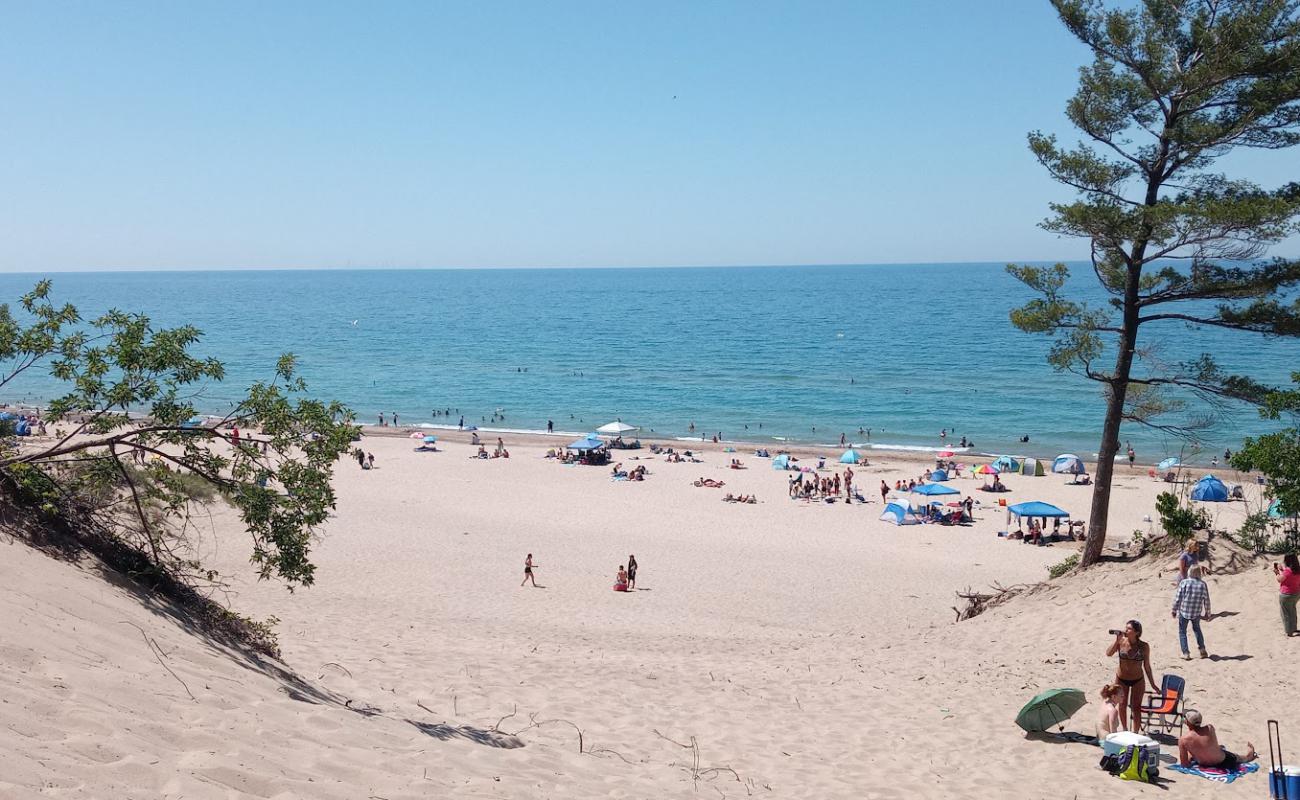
[1141,673,1186,737]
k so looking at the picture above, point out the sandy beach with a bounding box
[3,428,1294,799]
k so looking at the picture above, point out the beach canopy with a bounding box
[840,449,861,464]
[930,468,950,481]
[1157,457,1181,472]
[912,482,960,497]
[1015,688,1087,733]
[993,455,1021,472]
[1191,474,1229,502]
[972,463,1000,475]
[1052,454,1086,475]
[1008,501,1070,519]
[1020,458,1046,477]
[568,434,605,451]
[596,421,637,437]
[771,454,790,470]
[880,500,920,525]
[422,434,437,443]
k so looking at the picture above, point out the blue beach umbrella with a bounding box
[1157,457,1181,472]
[840,449,861,464]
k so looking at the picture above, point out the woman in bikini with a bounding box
[1106,619,1157,731]
[521,554,538,587]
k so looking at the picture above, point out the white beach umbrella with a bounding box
[596,421,638,437]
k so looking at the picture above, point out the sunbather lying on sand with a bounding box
[694,478,725,488]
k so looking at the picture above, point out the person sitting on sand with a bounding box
[1178,709,1256,770]
[614,566,629,592]
[1097,684,1122,741]
[477,444,488,458]
[471,432,480,445]
[1107,620,1157,732]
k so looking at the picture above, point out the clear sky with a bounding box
[1,0,1296,271]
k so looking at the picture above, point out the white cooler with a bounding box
[1102,732,1162,769]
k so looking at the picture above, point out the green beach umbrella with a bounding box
[1015,688,1086,733]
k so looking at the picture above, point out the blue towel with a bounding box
[1168,762,1258,783]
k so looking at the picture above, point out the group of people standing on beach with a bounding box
[1092,544,1300,771]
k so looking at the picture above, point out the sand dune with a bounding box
[3,434,1291,798]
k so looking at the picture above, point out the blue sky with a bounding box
[1,0,1296,271]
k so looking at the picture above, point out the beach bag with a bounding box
[1107,744,1159,780]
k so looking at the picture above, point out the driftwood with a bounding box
[952,581,1037,622]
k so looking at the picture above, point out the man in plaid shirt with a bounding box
[1172,564,1211,660]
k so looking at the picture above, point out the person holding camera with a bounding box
[1172,564,1211,659]
[1106,620,1157,732]
[1275,553,1300,636]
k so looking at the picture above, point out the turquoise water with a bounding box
[0,264,1294,460]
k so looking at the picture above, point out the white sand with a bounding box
[2,432,1293,798]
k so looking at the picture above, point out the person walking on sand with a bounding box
[1275,553,1300,636]
[844,466,854,503]
[521,554,538,587]
[627,554,638,590]
[880,480,889,504]
[1176,539,1200,581]
[1173,565,1211,660]
[1107,620,1156,732]
[1179,709,1257,770]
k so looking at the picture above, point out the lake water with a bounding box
[1,264,1294,461]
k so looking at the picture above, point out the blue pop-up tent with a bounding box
[993,455,1021,472]
[840,449,861,464]
[568,434,605,451]
[930,469,950,481]
[772,454,791,470]
[880,500,920,525]
[1191,474,1228,502]
[1052,454,1086,475]
[912,483,959,497]
[1008,501,1070,518]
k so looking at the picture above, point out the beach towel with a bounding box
[1168,762,1259,783]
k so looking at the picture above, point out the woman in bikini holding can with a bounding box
[1105,619,1156,731]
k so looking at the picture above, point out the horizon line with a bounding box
[0,257,1181,276]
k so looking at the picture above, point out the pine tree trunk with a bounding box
[1080,270,1142,567]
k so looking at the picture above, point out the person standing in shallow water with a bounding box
[627,554,638,590]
